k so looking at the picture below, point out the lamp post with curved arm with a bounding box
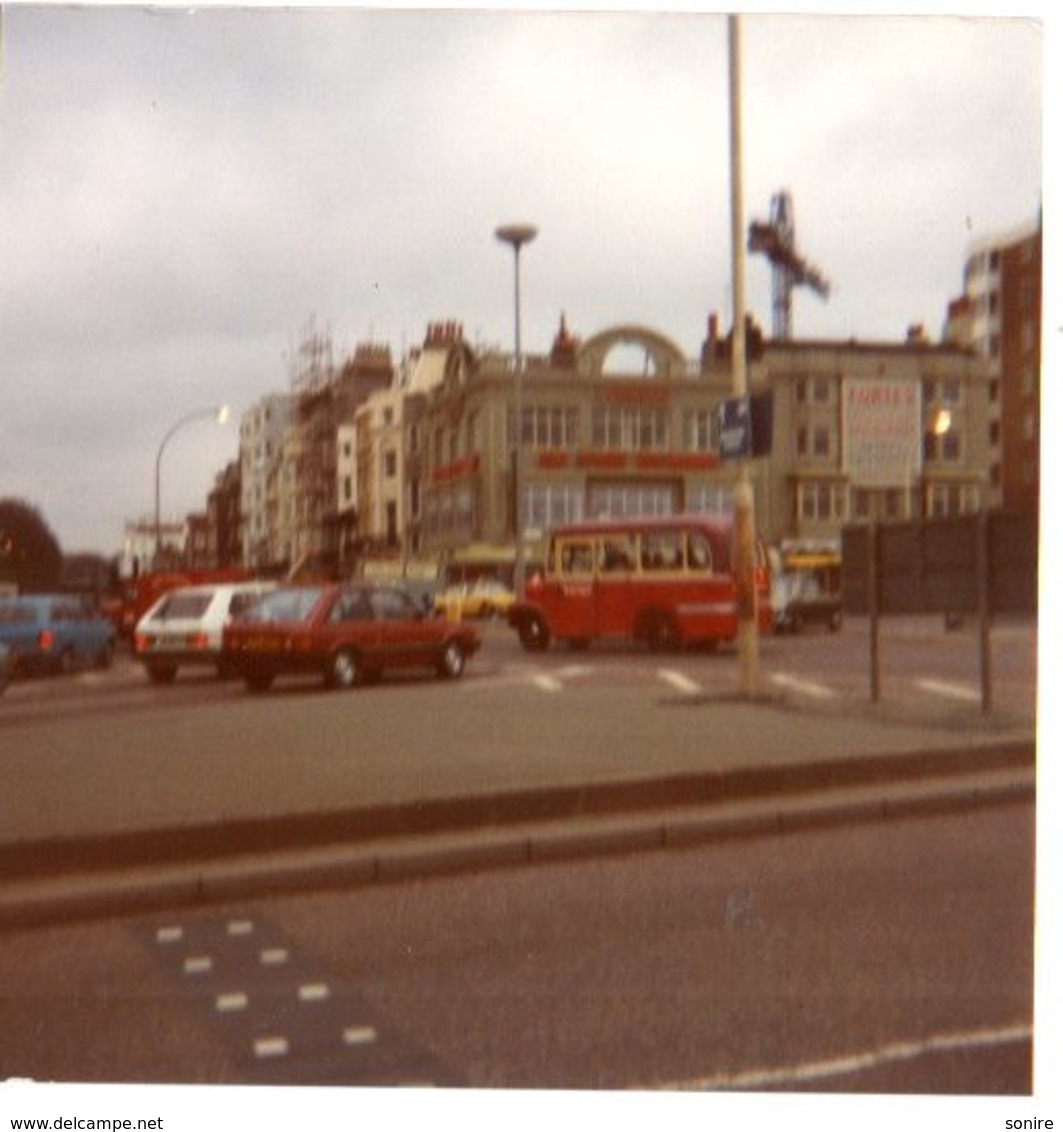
[154,404,231,564]
[495,222,537,597]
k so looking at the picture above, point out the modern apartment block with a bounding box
[946,215,1042,512]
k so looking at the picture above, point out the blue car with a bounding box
[0,594,116,676]
[0,641,11,694]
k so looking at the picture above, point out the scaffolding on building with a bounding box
[285,321,394,578]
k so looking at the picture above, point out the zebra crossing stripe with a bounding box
[532,674,563,692]
[917,678,981,703]
[658,670,702,695]
[770,672,837,699]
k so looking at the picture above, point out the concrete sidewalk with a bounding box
[0,675,1037,927]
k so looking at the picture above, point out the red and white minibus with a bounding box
[507,515,773,651]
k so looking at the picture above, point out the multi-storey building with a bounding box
[945,215,1042,511]
[335,423,359,572]
[354,387,406,554]
[394,322,469,562]
[285,342,393,575]
[119,518,184,578]
[407,313,992,570]
[183,512,210,568]
[756,328,991,540]
[239,392,293,570]
[206,460,241,568]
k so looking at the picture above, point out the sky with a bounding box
[0,2,1049,556]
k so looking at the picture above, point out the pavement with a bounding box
[0,626,1039,929]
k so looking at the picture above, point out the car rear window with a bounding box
[155,593,214,620]
[229,592,265,618]
[244,588,325,624]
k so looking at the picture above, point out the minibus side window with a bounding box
[600,534,636,573]
[559,539,595,577]
[687,530,713,573]
[640,530,682,571]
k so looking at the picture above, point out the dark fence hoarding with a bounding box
[840,510,1036,712]
[841,511,1037,617]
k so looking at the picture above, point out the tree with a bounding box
[0,499,63,592]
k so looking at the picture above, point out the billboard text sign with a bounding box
[843,377,921,486]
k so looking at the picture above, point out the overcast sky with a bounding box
[0,3,1048,555]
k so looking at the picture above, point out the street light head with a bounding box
[216,404,232,426]
[495,223,538,251]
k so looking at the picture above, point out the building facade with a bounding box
[354,387,406,555]
[239,392,293,570]
[946,216,1042,511]
[206,460,242,568]
[755,333,991,541]
[409,315,991,571]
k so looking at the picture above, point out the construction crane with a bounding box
[747,190,830,340]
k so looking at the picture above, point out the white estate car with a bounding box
[133,581,276,684]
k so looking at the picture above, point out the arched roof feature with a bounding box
[576,325,688,379]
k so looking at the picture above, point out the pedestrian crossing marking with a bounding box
[658,670,702,695]
[917,678,981,703]
[770,672,837,699]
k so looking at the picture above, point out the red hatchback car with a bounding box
[221,583,481,693]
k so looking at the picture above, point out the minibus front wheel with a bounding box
[518,613,551,652]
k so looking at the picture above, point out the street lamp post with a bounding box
[154,404,231,565]
[728,15,760,698]
[495,222,537,597]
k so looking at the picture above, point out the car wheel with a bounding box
[54,649,75,676]
[245,670,274,693]
[519,615,550,652]
[94,641,115,669]
[147,663,178,685]
[328,648,361,690]
[437,640,465,680]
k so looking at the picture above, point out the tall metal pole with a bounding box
[154,405,231,565]
[728,15,760,697]
[495,223,537,597]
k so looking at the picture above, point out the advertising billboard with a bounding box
[842,377,922,486]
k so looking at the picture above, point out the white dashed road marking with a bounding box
[770,672,838,700]
[917,678,982,703]
[531,674,563,693]
[141,914,458,1085]
[298,982,331,1003]
[343,1025,379,1047]
[650,1022,1031,1091]
[253,1036,290,1059]
[657,669,702,695]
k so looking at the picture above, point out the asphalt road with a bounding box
[0,615,1036,881]
[0,799,1034,1093]
[0,617,1045,1129]
[0,612,1039,722]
